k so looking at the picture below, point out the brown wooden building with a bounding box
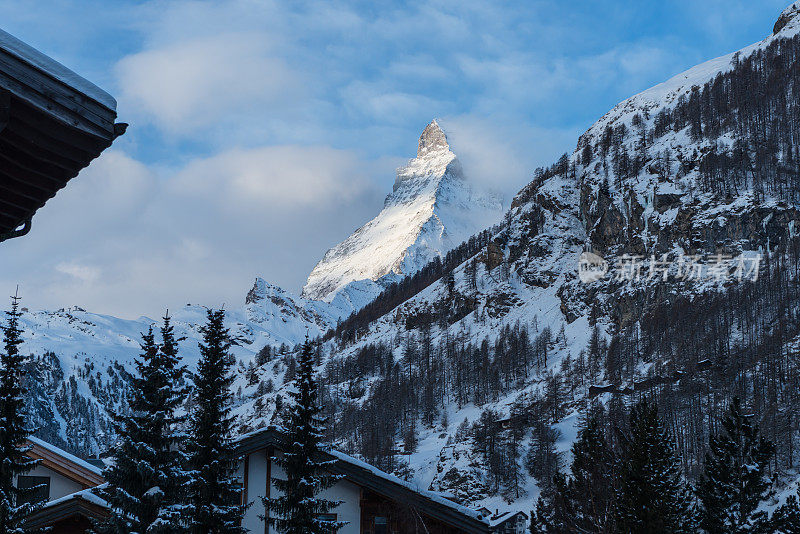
[234,426,494,534]
[20,437,109,533]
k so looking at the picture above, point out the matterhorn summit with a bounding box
[302,119,504,302]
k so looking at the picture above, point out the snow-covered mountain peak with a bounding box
[417,119,449,157]
[302,119,504,302]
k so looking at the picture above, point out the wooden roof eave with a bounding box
[0,35,125,240]
[23,494,109,529]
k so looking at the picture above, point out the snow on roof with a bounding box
[38,484,109,511]
[486,509,527,527]
[0,27,116,110]
[27,436,104,476]
[325,448,488,524]
[234,426,490,526]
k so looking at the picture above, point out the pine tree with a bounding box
[445,270,455,296]
[772,491,800,534]
[184,309,246,533]
[525,423,562,499]
[548,416,616,533]
[533,414,616,533]
[698,397,775,534]
[0,294,41,533]
[151,314,190,532]
[98,315,187,534]
[264,339,344,534]
[529,497,555,534]
[615,401,697,534]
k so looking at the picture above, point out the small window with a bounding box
[16,476,49,506]
[374,516,388,534]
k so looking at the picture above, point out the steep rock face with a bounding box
[302,120,504,302]
[576,5,800,259]
[292,3,800,514]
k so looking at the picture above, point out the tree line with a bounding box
[0,299,342,534]
[530,397,800,533]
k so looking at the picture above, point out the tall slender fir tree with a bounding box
[544,416,617,533]
[0,294,41,534]
[98,314,187,534]
[698,397,775,534]
[183,309,246,533]
[151,314,190,532]
[264,339,344,534]
[615,400,697,534]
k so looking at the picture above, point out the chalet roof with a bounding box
[0,29,116,109]
[487,510,528,528]
[0,28,125,241]
[26,436,105,487]
[234,426,492,534]
[23,486,109,529]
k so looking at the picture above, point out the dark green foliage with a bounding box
[549,416,617,533]
[525,423,562,499]
[0,294,40,533]
[265,340,343,534]
[184,309,246,533]
[98,314,188,533]
[528,498,554,534]
[615,401,697,534]
[772,492,800,534]
[698,398,775,534]
[151,314,190,532]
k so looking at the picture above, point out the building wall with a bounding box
[15,464,85,502]
[241,449,268,533]
[240,450,361,534]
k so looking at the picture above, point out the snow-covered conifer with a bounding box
[183,309,245,533]
[0,294,41,533]
[265,339,344,534]
[98,313,188,533]
[698,397,775,534]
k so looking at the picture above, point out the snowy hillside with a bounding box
[255,2,800,515]
[302,120,504,302]
[18,277,354,453]
[13,2,800,521]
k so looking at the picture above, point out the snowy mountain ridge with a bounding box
[11,2,800,520]
[302,120,504,302]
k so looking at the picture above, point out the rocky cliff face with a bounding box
[302,120,504,302]
[284,3,800,513]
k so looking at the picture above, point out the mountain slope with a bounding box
[266,2,800,515]
[14,2,800,520]
[302,120,504,302]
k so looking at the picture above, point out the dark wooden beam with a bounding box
[0,90,8,135]
[0,49,115,137]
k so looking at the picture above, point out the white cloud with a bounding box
[0,148,383,318]
[55,262,101,283]
[115,32,303,134]
[171,145,374,208]
[442,115,579,198]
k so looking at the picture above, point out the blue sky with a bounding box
[0,0,789,318]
